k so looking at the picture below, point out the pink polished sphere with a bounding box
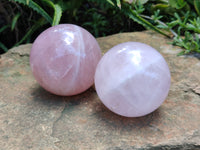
[95,42,171,117]
[30,24,101,96]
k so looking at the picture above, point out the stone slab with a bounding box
[0,31,200,150]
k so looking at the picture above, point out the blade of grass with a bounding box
[106,0,115,6]
[124,8,170,37]
[0,25,9,33]
[0,42,8,52]
[14,18,47,46]
[52,4,62,26]
[11,13,21,31]
[10,0,52,24]
[41,0,62,26]
[116,0,121,9]
[194,0,200,16]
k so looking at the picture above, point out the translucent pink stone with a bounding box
[30,24,101,96]
[95,42,171,117]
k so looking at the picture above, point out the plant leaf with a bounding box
[0,42,8,52]
[10,0,52,24]
[137,0,148,5]
[14,18,47,46]
[41,0,62,26]
[11,13,21,31]
[194,0,200,16]
[169,0,186,9]
[116,0,121,9]
[106,0,115,6]
[167,20,179,28]
[124,8,170,37]
[177,50,185,56]
[52,4,62,26]
[156,24,169,29]
[0,25,9,33]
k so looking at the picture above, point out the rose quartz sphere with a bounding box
[95,42,171,117]
[30,24,101,96]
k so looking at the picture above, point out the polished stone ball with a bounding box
[30,24,101,96]
[95,42,171,117]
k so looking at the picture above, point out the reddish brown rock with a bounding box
[0,31,200,150]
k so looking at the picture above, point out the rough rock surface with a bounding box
[0,31,200,150]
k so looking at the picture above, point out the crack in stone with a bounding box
[51,102,67,137]
[144,143,200,150]
[10,52,30,57]
[110,143,200,150]
[183,82,200,96]
[191,88,200,97]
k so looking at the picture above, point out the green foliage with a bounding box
[0,0,63,52]
[11,0,52,23]
[169,0,187,9]
[15,18,47,46]
[120,0,200,55]
[83,10,108,37]
[122,4,170,37]
[109,0,200,55]
[1,0,200,55]
[173,32,200,55]
[9,0,63,26]
[150,0,200,54]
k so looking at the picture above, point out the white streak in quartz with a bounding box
[140,69,158,79]
[54,47,66,58]
[64,26,84,93]
[76,26,85,57]
[47,65,72,80]
[73,26,84,80]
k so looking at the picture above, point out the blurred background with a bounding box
[0,0,200,55]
